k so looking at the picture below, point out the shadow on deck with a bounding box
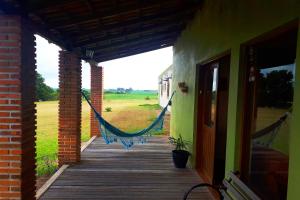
[40,136,213,200]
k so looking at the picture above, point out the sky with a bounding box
[35,35,173,90]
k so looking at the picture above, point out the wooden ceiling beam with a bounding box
[2,0,200,62]
[0,0,73,50]
[40,0,181,25]
[25,0,82,12]
[88,32,179,54]
[93,38,175,56]
[74,22,184,48]
[94,42,173,62]
[51,1,197,30]
[69,8,194,40]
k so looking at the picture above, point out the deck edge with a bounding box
[36,164,69,199]
[37,136,97,199]
[81,136,97,152]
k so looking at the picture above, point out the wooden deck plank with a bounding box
[40,136,212,200]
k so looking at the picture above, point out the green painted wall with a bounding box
[170,0,300,199]
[287,23,300,200]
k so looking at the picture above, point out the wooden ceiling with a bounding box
[0,0,201,62]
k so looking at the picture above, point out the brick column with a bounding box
[90,64,103,137]
[58,51,82,165]
[0,16,37,199]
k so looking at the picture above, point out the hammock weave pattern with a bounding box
[82,92,174,148]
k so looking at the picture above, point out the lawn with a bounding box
[36,92,163,176]
[104,91,157,100]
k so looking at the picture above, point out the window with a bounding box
[167,80,170,97]
[243,28,297,199]
[204,64,218,127]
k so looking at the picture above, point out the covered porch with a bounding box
[1,0,300,200]
[0,0,203,199]
[39,136,211,200]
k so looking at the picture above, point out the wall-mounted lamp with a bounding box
[178,82,188,93]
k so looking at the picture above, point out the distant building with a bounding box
[158,65,172,112]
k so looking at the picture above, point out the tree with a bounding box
[36,73,57,101]
[257,70,294,108]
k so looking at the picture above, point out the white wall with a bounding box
[159,68,172,112]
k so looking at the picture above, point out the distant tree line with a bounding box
[105,88,133,94]
[257,70,294,108]
[104,88,158,94]
[36,73,93,101]
[35,73,158,102]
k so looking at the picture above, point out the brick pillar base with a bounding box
[58,51,82,166]
[90,64,103,137]
[0,16,37,199]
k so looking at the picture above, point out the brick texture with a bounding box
[0,16,37,200]
[90,64,103,137]
[58,51,82,166]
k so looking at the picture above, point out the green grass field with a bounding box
[36,92,161,176]
[104,92,157,100]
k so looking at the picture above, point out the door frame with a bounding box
[194,51,231,184]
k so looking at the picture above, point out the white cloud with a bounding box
[100,47,173,90]
[35,35,61,88]
[36,35,173,90]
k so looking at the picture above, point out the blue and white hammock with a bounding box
[82,92,174,149]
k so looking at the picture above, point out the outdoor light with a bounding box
[178,82,188,93]
[163,76,172,82]
[85,49,94,59]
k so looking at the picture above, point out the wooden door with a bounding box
[196,63,219,184]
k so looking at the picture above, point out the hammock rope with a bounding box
[82,91,175,148]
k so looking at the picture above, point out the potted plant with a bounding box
[169,134,190,168]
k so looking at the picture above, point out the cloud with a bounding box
[100,47,173,90]
[36,35,173,90]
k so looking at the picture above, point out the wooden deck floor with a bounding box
[40,136,213,200]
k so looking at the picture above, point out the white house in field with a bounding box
[158,65,172,112]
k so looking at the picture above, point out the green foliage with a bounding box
[257,70,294,108]
[36,153,58,176]
[145,96,150,100]
[169,134,190,151]
[82,89,91,100]
[36,73,58,101]
[105,107,112,112]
